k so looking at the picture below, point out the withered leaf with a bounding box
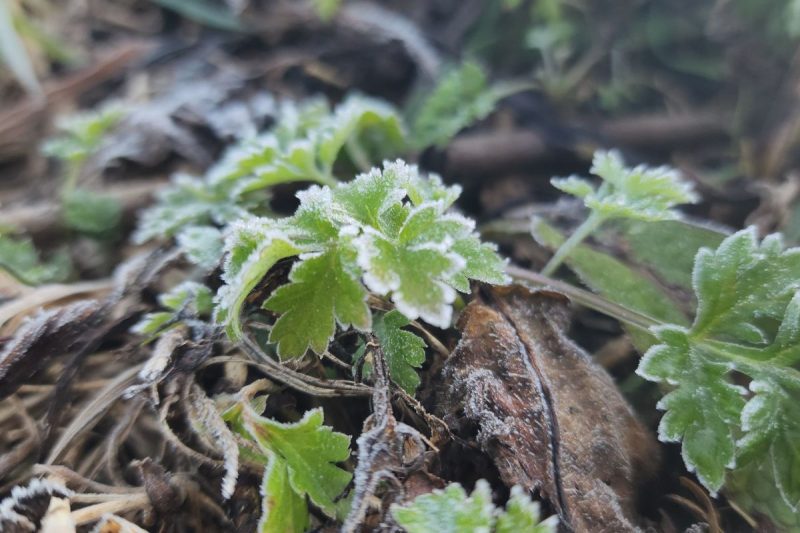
[440,285,657,532]
[0,299,102,400]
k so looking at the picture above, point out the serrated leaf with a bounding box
[176,225,224,270]
[496,486,558,533]
[226,404,352,517]
[412,62,499,149]
[372,310,426,393]
[392,480,557,533]
[217,160,508,347]
[214,218,302,339]
[392,480,494,533]
[0,234,71,285]
[42,105,123,164]
[552,150,698,223]
[258,453,309,533]
[636,227,800,505]
[265,247,370,358]
[354,202,470,328]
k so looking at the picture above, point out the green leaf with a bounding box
[258,454,309,533]
[316,95,405,170]
[412,62,500,149]
[131,311,174,337]
[0,234,71,285]
[616,219,726,289]
[176,225,224,270]
[311,0,341,21]
[552,150,699,223]
[62,189,122,237]
[265,247,370,359]
[372,310,426,393]
[392,480,494,533]
[216,160,508,350]
[227,405,352,517]
[636,227,800,506]
[132,281,213,338]
[496,486,559,533]
[532,218,688,349]
[135,173,248,243]
[391,480,557,533]
[43,105,123,165]
[214,218,302,340]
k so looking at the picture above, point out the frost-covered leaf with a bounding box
[258,454,309,533]
[372,310,426,393]
[552,150,699,223]
[214,218,302,339]
[412,62,507,149]
[391,480,557,533]
[392,480,494,533]
[132,282,213,338]
[637,227,800,502]
[264,247,370,358]
[496,486,559,533]
[134,173,250,243]
[315,95,405,170]
[62,188,122,236]
[42,105,123,165]
[353,203,468,328]
[216,160,508,350]
[224,404,351,518]
[0,234,71,285]
[177,225,224,270]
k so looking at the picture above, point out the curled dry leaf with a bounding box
[439,285,657,532]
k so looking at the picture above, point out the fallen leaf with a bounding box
[439,285,658,532]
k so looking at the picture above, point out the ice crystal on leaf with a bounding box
[391,480,557,533]
[637,227,800,509]
[552,150,699,223]
[222,400,351,530]
[132,281,213,338]
[215,160,509,358]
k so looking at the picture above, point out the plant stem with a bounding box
[506,264,660,332]
[541,211,605,276]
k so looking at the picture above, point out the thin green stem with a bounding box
[541,211,605,276]
[506,264,660,332]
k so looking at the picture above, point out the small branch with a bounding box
[236,336,373,397]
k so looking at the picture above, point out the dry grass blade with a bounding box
[46,364,143,464]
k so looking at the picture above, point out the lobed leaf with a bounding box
[412,62,499,149]
[637,227,800,505]
[391,480,557,533]
[372,310,426,393]
[552,150,699,223]
[225,403,352,518]
[216,160,508,354]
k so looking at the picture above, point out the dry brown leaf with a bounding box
[439,285,658,532]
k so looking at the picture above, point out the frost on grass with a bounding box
[637,227,800,511]
[391,479,557,533]
[216,159,509,358]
